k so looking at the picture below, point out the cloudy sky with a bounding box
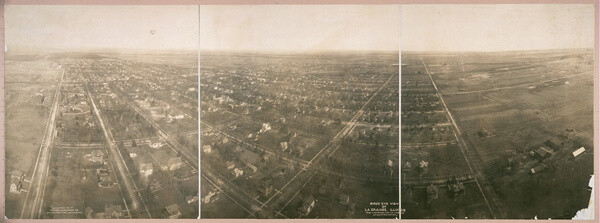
[200,5,400,52]
[5,5,198,52]
[402,4,595,52]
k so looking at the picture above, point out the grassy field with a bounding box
[4,56,61,218]
[42,147,124,219]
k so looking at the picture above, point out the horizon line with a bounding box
[6,46,198,54]
[199,49,400,54]
[401,47,594,53]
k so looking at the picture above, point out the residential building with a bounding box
[168,157,183,171]
[298,195,316,216]
[139,163,153,177]
[91,150,104,163]
[164,204,181,219]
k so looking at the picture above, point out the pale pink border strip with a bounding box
[2,0,599,4]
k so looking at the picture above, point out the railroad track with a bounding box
[420,58,508,219]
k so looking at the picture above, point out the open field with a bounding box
[5,55,60,219]
[401,49,594,219]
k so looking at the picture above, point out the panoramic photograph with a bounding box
[4,5,199,219]
[400,5,595,219]
[199,5,400,218]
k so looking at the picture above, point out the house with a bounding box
[85,207,94,219]
[530,164,548,174]
[99,176,115,188]
[403,161,412,172]
[91,150,104,163]
[168,157,183,171]
[11,171,25,193]
[186,195,199,204]
[97,166,109,176]
[259,178,274,196]
[202,145,212,154]
[339,194,350,205]
[292,145,305,156]
[573,147,586,158]
[203,191,219,204]
[260,123,271,133]
[234,146,243,153]
[9,181,22,194]
[298,195,316,216]
[164,204,181,219]
[427,185,438,203]
[280,141,288,151]
[139,163,153,177]
[233,168,244,177]
[449,182,465,198]
[420,160,428,169]
[150,179,161,192]
[104,204,123,219]
[247,164,258,173]
[262,154,270,162]
[535,147,552,160]
[420,160,429,174]
[226,161,235,169]
[545,138,562,151]
[149,140,163,149]
[11,170,24,182]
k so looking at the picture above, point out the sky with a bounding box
[5,5,198,52]
[402,4,595,52]
[200,5,400,52]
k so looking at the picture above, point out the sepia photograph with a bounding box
[4,5,199,219]
[199,5,400,219]
[400,4,596,219]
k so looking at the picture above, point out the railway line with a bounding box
[420,58,508,218]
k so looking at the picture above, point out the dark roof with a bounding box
[536,147,551,157]
[262,178,274,187]
[105,204,122,215]
[301,195,315,210]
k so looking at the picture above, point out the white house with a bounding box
[139,163,153,177]
[234,168,244,177]
[149,140,163,149]
[573,147,586,158]
[203,145,212,154]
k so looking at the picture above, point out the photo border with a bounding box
[1,0,598,223]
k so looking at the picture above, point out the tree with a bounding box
[279,125,289,134]
[132,140,137,147]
